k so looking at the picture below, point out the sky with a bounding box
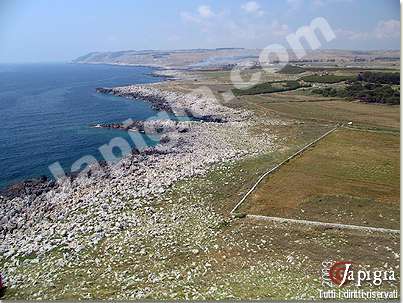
[0,0,400,62]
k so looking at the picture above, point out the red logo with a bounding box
[329,261,353,287]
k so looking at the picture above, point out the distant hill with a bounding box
[72,49,261,69]
[73,49,400,69]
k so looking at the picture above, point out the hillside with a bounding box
[72,49,400,69]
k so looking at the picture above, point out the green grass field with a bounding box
[239,128,400,229]
[237,93,400,130]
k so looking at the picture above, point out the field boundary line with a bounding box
[246,215,400,234]
[230,125,339,214]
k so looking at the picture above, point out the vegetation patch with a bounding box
[312,82,400,104]
[358,71,400,85]
[300,74,356,83]
[232,80,309,96]
[309,71,400,104]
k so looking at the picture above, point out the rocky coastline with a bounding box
[95,85,238,122]
[0,83,283,297]
[0,176,56,200]
[96,87,174,113]
[91,119,192,134]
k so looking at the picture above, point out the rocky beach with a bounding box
[0,82,285,298]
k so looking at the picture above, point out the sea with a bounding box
[0,63,169,189]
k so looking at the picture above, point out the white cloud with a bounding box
[220,19,288,41]
[180,5,216,24]
[197,5,214,18]
[336,19,400,41]
[374,19,400,39]
[179,4,290,47]
[241,1,264,16]
[288,0,353,10]
[313,0,353,6]
[180,11,201,23]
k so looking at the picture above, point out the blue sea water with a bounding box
[0,63,167,189]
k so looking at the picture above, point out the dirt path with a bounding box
[246,215,400,234]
